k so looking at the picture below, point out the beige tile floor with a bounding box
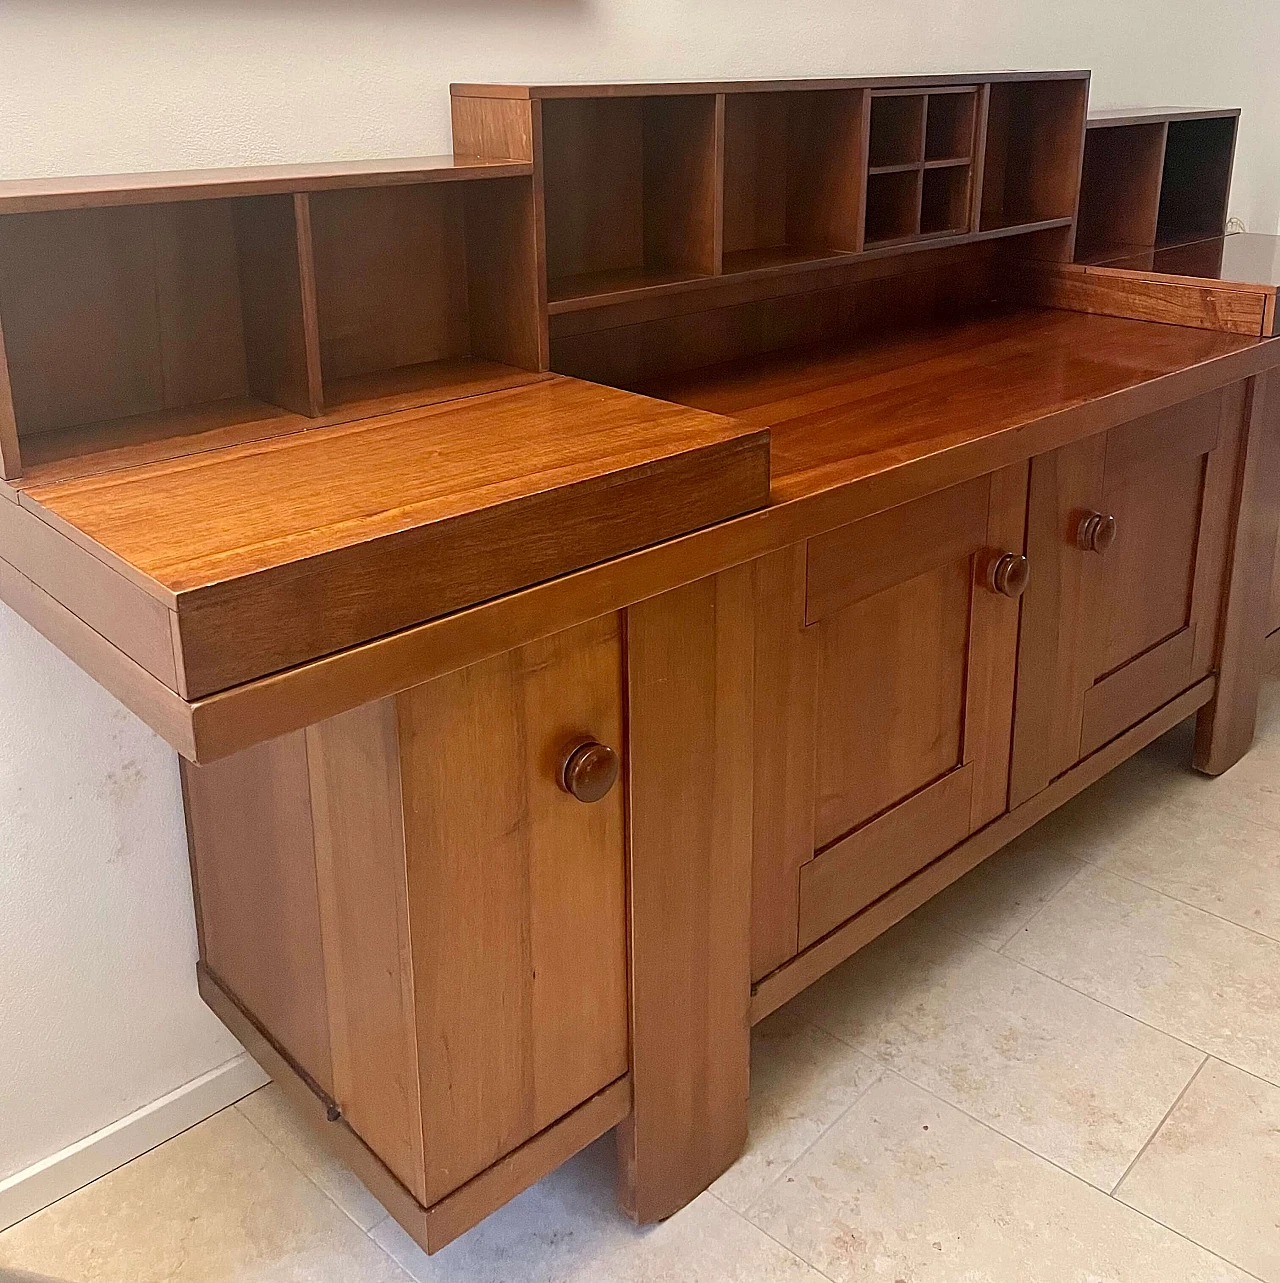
[4,677,1280,1283]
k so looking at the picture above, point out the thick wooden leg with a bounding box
[1196,371,1280,774]
[618,565,755,1223]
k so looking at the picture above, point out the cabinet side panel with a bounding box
[450,96,536,163]
[182,734,333,1094]
[621,564,754,1223]
[751,544,817,981]
[400,613,628,1205]
[1196,371,1280,772]
[306,699,426,1202]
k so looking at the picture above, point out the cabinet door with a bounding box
[395,612,629,1204]
[752,465,1029,973]
[1010,387,1244,805]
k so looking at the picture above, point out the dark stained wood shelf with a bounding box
[0,156,535,214]
[547,265,715,307]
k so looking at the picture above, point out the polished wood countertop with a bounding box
[3,376,768,699]
[4,305,1277,760]
[643,305,1270,503]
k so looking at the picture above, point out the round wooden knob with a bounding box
[988,553,1030,598]
[1077,512,1117,553]
[560,740,620,803]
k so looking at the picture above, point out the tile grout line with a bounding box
[843,1070,1271,1283]
[1108,1053,1209,1198]
[1060,826,1280,949]
[231,1096,394,1240]
[733,1038,887,1220]
[994,946,1280,1093]
[707,1189,844,1283]
[990,853,1090,951]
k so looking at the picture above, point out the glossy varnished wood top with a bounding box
[24,376,762,597]
[1098,234,1280,288]
[642,306,1270,503]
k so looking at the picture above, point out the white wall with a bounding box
[1,0,1277,1186]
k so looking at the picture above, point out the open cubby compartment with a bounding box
[864,167,922,246]
[307,176,542,417]
[0,194,319,476]
[541,94,719,303]
[721,89,867,273]
[921,164,972,236]
[868,92,926,169]
[979,77,1088,232]
[1156,115,1238,248]
[1074,122,1168,262]
[925,89,978,163]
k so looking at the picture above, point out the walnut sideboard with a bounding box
[2,71,1279,1253]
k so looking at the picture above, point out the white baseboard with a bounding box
[0,1052,270,1232]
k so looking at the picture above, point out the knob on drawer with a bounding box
[1077,511,1117,553]
[987,553,1030,599]
[560,740,620,803]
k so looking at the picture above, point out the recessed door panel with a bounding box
[747,465,1028,965]
[814,558,970,847]
[1012,386,1245,805]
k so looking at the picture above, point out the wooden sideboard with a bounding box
[3,71,1279,1254]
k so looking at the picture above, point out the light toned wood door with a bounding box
[1011,386,1246,805]
[186,612,630,1224]
[396,612,629,1204]
[752,464,1029,973]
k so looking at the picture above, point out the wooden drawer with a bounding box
[1011,387,1245,804]
[184,613,629,1235]
[750,465,1028,978]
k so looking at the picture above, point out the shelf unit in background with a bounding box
[453,73,1090,321]
[0,159,544,483]
[1074,108,1239,263]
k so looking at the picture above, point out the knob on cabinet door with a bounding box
[560,740,620,803]
[1077,511,1117,553]
[987,552,1030,599]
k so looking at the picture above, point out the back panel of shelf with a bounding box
[1157,115,1238,247]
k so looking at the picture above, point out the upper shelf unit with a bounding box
[1073,108,1239,264]
[453,73,1090,315]
[0,157,545,485]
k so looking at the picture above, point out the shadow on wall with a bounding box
[0,1272,74,1283]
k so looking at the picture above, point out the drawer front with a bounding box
[1011,386,1244,804]
[752,466,1028,976]
[399,612,629,1204]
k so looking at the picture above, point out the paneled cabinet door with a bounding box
[751,464,1029,979]
[1010,386,1245,807]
